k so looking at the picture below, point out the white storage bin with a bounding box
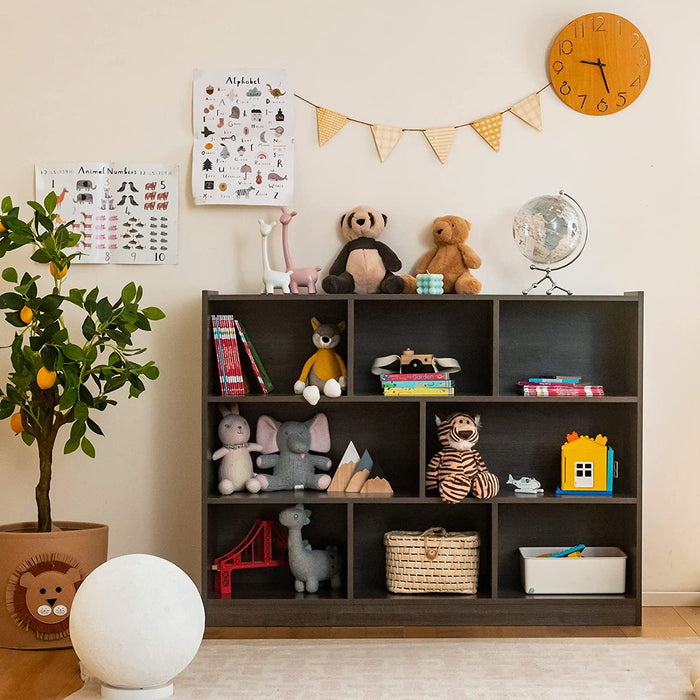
[519,546,627,594]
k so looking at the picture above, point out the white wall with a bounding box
[0,0,697,598]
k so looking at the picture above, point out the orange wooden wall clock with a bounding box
[548,12,650,116]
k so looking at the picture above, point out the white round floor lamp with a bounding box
[69,554,205,699]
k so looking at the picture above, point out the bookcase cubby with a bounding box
[202,291,643,627]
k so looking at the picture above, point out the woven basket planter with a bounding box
[384,528,479,594]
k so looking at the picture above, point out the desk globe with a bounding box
[513,191,588,295]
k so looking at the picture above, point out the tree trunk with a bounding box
[36,434,54,532]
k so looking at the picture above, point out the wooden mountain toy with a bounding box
[360,462,393,495]
[328,441,360,491]
[345,449,374,492]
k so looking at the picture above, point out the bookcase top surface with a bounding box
[204,291,643,302]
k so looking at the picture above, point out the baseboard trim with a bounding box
[643,592,700,606]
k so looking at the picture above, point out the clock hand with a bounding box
[579,59,611,94]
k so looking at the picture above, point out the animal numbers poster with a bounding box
[35,163,178,264]
[192,69,294,205]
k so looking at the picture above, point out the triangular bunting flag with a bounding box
[509,93,542,131]
[370,124,403,162]
[471,113,503,151]
[423,127,456,164]
[316,107,348,146]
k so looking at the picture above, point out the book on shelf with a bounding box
[211,314,272,396]
[382,380,453,389]
[384,387,455,396]
[527,376,581,384]
[522,385,604,396]
[379,372,449,382]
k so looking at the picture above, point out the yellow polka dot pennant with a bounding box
[471,113,503,151]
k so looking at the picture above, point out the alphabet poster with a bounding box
[35,163,178,264]
[192,69,294,206]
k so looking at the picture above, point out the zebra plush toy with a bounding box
[426,413,500,503]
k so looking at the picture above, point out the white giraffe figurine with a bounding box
[280,207,322,294]
[259,219,291,294]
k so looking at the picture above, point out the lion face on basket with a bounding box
[19,567,81,623]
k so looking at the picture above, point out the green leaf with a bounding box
[121,282,136,305]
[142,306,165,321]
[1,267,17,283]
[69,420,86,442]
[143,365,160,380]
[26,201,46,215]
[86,418,104,436]
[81,436,96,458]
[40,345,58,370]
[1,196,12,213]
[96,297,112,324]
[68,288,86,306]
[30,249,51,264]
[61,343,85,362]
[74,401,89,422]
[39,294,63,312]
[0,400,15,419]
[44,190,57,214]
[59,386,78,411]
[0,292,24,310]
[21,432,35,446]
[64,437,80,454]
[82,316,96,340]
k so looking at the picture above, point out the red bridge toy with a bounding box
[212,519,288,596]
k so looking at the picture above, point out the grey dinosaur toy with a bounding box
[246,413,332,492]
[278,504,342,593]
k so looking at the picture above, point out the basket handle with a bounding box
[422,527,447,561]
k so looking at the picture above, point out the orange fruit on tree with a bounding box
[19,306,33,324]
[0,221,7,232]
[49,262,67,279]
[10,412,24,433]
[36,367,57,390]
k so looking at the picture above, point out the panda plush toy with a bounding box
[322,205,405,294]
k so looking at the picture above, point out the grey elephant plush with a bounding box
[245,413,332,492]
[279,504,342,593]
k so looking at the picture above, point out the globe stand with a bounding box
[100,682,173,699]
[522,265,572,295]
[518,191,588,296]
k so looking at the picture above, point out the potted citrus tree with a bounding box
[0,193,164,648]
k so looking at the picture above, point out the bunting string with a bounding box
[296,83,552,164]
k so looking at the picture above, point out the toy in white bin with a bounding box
[507,473,544,494]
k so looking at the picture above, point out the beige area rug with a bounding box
[68,638,700,699]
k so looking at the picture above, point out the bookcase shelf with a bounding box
[201,291,643,626]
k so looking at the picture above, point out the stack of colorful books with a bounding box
[380,372,454,396]
[211,314,273,396]
[519,376,604,397]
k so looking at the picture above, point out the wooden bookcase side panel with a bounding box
[424,401,639,498]
[497,503,638,598]
[352,298,493,396]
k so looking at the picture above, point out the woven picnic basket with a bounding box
[384,528,480,594]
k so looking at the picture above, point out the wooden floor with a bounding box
[2,607,700,700]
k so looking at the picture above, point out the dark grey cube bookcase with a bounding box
[201,291,643,627]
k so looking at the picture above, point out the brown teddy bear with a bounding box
[322,205,405,294]
[403,215,482,294]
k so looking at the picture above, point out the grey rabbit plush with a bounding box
[246,413,332,492]
[212,404,261,495]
